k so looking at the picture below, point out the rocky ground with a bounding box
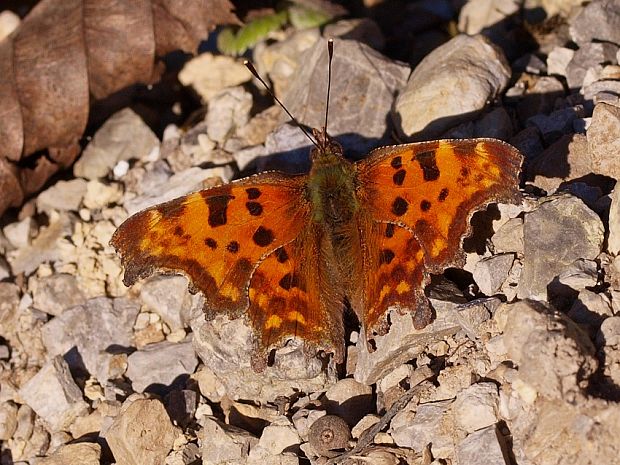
[2,0,620,464]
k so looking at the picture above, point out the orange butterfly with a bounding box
[111,41,522,372]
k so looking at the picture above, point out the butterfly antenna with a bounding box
[244,60,319,149]
[323,39,334,135]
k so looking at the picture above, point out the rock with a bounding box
[323,378,373,427]
[565,42,619,89]
[41,297,140,383]
[547,46,575,77]
[503,300,597,401]
[569,0,620,46]
[165,389,197,428]
[526,105,585,144]
[0,282,20,340]
[473,254,515,296]
[0,401,18,440]
[106,398,178,465]
[123,166,233,215]
[396,34,510,139]
[140,275,196,331]
[165,442,200,465]
[323,18,385,51]
[518,195,604,300]
[456,424,509,465]
[74,108,159,180]
[491,217,524,254]
[453,383,500,433]
[247,421,300,463]
[7,212,72,275]
[126,338,199,394]
[82,180,123,210]
[254,29,321,98]
[283,38,409,155]
[515,76,566,124]
[178,53,251,102]
[31,273,86,316]
[390,399,454,458]
[458,0,520,36]
[18,355,89,432]
[597,316,620,347]
[583,79,620,103]
[355,301,493,385]
[37,442,101,465]
[474,107,513,140]
[554,259,599,291]
[509,127,544,161]
[206,86,253,144]
[36,179,88,213]
[201,416,258,465]
[0,10,20,41]
[609,187,620,255]
[587,102,620,179]
[191,314,337,403]
[528,134,592,193]
[567,289,613,327]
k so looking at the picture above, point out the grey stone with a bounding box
[515,76,566,124]
[390,399,454,458]
[547,46,575,77]
[283,38,409,154]
[247,421,300,463]
[32,273,86,316]
[474,107,513,140]
[453,383,500,433]
[37,442,101,465]
[567,289,613,327]
[323,378,373,427]
[74,108,159,180]
[126,338,198,393]
[41,297,140,383]
[123,166,233,215]
[570,0,620,46]
[555,259,599,291]
[354,301,493,385]
[473,254,515,296]
[587,102,620,179]
[583,79,620,103]
[165,442,200,465]
[206,86,252,144]
[140,275,196,331]
[191,313,337,403]
[0,282,20,340]
[526,105,585,144]
[18,355,88,432]
[0,401,18,440]
[396,34,509,138]
[518,195,604,300]
[7,213,72,275]
[566,42,619,89]
[597,316,620,347]
[36,179,88,213]
[509,127,544,161]
[503,300,597,400]
[610,186,620,255]
[456,425,509,465]
[458,0,520,35]
[178,53,250,102]
[107,398,178,465]
[201,416,258,465]
[491,217,524,254]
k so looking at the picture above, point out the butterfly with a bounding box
[110,41,523,372]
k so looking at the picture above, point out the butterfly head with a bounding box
[310,127,344,164]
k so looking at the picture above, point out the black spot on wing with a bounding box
[226,241,239,253]
[438,188,449,202]
[275,247,289,263]
[393,169,406,186]
[246,201,263,216]
[420,200,431,212]
[279,272,300,291]
[385,223,395,238]
[204,193,233,227]
[204,237,217,249]
[246,188,261,199]
[379,249,395,265]
[415,150,440,181]
[391,197,409,216]
[253,226,274,247]
[390,156,402,169]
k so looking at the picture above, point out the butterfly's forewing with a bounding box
[110,172,311,319]
[247,226,345,371]
[355,139,522,331]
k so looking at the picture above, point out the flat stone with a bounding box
[396,34,510,139]
[458,0,520,35]
[201,416,258,465]
[283,38,409,155]
[82,180,123,210]
[526,106,585,144]
[390,399,455,458]
[474,107,513,139]
[453,383,500,433]
[191,313,337,404]
[509,126,544,161]
[74,108,159,180]
[518,195,604,300]
[609,186,620,255]
[473,254,515,296]
[323,378,373,427]
[178,53,250,102]
[0,10,19,41]
[18,355,88,432]
[140,275,196,331]
[126,338,198,393]
[106,398,178,465]
[0,401,18,440]
[36,179,88,213]
[37,442,101,465]
[41,297,140,383]
[206,86,252,144]
[503,300,597,400]
[491,217,524,254]
[567,289,613,327]
[588,102,620,179]
[456,424,509,465]
[569,0,620,46]
[32,273,86,316]
[566,42,619,89]
[247,421,300,462]
[547,46,575,77]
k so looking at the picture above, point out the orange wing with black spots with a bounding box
[357,139,522,272]
[110,172,311,318]
[247,226,345,371]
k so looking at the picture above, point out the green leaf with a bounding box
[288,5,331,30]
[217,10,288,56]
